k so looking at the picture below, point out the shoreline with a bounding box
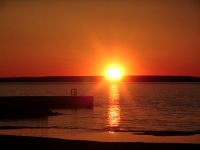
[0,134,199,150]
[0,126,200,136]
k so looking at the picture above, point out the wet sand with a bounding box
[0,128,200,144]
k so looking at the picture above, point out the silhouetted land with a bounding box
[0,76,199,82]
[0,135,199,150]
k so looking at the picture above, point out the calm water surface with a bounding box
[0,82,200,132]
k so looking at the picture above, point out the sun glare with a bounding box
[106,66,123,80]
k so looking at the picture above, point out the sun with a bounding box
[106,67,123,80]
[107,68,122,79]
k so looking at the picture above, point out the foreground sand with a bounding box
[0,135,199,150]
[0,128,200,143]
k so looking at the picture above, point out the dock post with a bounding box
[71,88,77,96]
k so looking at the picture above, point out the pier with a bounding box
[0,96,94,119]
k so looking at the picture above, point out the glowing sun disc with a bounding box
[106,67,122,80]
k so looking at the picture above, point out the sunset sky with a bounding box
[0,0,199,77]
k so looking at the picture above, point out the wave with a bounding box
[0,125,200,136]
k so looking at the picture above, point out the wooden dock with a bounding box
[0,96,93,119]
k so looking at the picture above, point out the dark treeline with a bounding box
[0,76,200,82]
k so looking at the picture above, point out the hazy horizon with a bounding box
[0,75,200,78]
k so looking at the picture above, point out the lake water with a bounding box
[0,82,200,132]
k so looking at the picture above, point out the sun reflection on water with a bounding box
[108,84,121,131]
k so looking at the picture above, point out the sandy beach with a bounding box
[0,134,199,150]
[0,128,200,150]
[0,128,200,143]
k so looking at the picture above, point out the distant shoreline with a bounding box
[0,76,200,82]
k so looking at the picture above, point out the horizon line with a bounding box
[0,75,200,78]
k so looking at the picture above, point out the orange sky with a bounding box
[0,0,200,77]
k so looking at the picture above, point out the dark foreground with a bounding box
[0,135,199,150]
